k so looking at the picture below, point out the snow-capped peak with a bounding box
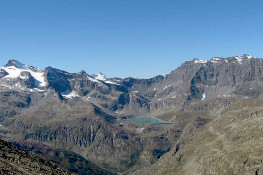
[233,54,254,63]
[243,54,253,59]
[5,60,26,69]
[1,60,46,87]
[90,72,120,85]
[234,56,243,63]
[92,72,107,81]
[193,58,207,64]
[5,59,42,72]
[208,55,255,65]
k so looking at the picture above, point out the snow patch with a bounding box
[194,59,207,64]
[92,72,107,81]
[91,72,120,85]
[201,93,206,101]
[105,80,120,85]
[243,54,253,59]
[212,57,220,61]
[87,76,100,83]
[211,57,221,63]
[235,56,243,64]
[62,91,80,99]
[1,64,47,87]
[32,88,45,92]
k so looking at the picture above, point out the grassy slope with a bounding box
[8,140,115,175]
[0,139,74,175]
[140,99,263,175]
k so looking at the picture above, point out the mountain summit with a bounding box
[5,59,27,69]
[91,72,107,81]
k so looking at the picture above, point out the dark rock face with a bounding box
[44,66,72,92]
[5,59,23,68]
[19,71,36,88]
[0,69,8,78]
[186,56,263,101]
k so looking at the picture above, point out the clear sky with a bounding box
[0,0,263,78]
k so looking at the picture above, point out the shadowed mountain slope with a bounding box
[0,139,74,175]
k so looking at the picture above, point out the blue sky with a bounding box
[0,0,263,78]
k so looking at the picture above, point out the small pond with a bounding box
[125,117,171,125]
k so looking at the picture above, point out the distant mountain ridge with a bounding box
[2,54,263,174]
[1,54,261,115]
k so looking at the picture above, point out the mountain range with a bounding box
[1,54,263,174]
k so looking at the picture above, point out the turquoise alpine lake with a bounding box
[125,117,171,125]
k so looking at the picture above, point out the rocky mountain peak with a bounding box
[92,72,107,81]
[193,58,207,64]
[78,70,88,75]
[0,60,46,89]
[5,59,43,73]
[243,54,253,58]
[5,59,26,69]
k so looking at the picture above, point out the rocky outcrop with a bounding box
[19,71,36,88]
[0,69,8,78]
[44,66,72,92]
